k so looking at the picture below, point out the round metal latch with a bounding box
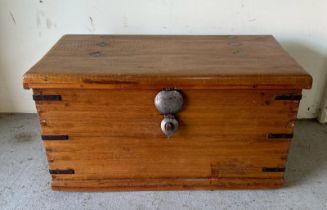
[160,115,179,138]
[154,89,183,114]
[154,88,183,137]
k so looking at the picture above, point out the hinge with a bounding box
[262,167,285,172]
[267,133,293,139]
[49,169,75,175]
[33,95,61,101]
[42,135,69,141]
[274,95,302,100]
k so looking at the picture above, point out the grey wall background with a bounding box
[0,0,327,119]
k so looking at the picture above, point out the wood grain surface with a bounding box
[23,35,312,90]
[34,88,300,190]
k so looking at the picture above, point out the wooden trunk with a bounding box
[23,35,312,191]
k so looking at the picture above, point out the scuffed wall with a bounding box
[0,0,326,118]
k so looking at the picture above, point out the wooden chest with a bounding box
[23,35,312,191]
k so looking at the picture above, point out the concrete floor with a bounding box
[0,114,326,210]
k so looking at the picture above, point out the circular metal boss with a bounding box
[160,115,179,137]
[154,89,183,114]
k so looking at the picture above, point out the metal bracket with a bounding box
[262,167,285,172]
[267,133,293,139]
[33,95,62,101]
[49,169,75,174]
[42,135,69,141]
[275,95,302,100]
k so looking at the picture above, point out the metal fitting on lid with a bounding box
[160,115,179,138]
[154,88,183,137]
[154,89,183,115]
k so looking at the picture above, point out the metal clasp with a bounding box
[154,89,183,137]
